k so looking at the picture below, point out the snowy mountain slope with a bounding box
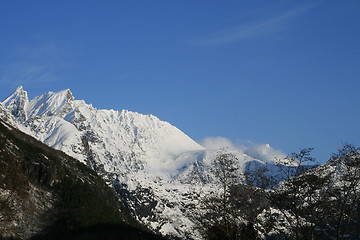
[1,86,279,238]
[2,86,205,177]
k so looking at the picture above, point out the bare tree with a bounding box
[195,150,245,239]
[260,146,360,240]
[320,144,360,239]
[195,146,360,240]
[260,148,320,240]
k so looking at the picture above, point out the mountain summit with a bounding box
[2,87,204,177]
[2,86,29,122]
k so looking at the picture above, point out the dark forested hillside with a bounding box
[0,119,164,240]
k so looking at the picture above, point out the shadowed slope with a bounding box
[0,119,164,240]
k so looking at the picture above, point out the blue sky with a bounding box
[1,0,359,162]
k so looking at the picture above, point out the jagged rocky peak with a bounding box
[1,86,205,176]
[27,88,75,118]
[2,86,29,122]
[56,88,74,102]
[2,86,76,121]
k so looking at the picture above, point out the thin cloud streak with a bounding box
[0,43,76,86]
[0,62,58,86]
[193,5,314,46]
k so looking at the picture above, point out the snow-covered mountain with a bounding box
[1,86,277,238]
[2,86,206,176]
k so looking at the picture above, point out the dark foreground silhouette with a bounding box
[30,224,165,240]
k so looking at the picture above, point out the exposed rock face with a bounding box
[2,86,29,122]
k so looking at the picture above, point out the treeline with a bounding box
[193,145,360,240]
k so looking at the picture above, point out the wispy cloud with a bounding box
[245,143,287,163]
[192,5,313,46]
[0,43,75,86]
[200,136,286,163]
[0,62,58,86]
[200,136,238,150]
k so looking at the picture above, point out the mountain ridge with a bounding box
[2,87,205,176]
[1,86,278,238]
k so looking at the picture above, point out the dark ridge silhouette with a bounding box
[0,120,164,240]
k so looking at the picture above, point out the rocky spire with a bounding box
[2,86,29,122]
[65,89,74,102]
